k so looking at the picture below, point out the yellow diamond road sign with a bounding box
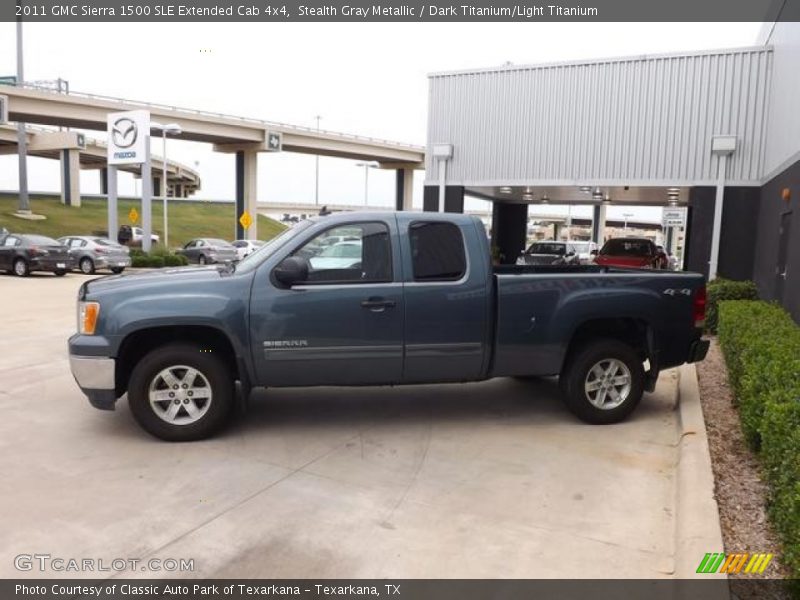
[239,211,253,230]
[128,208,139,224]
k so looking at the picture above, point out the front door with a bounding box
[776,212,792,302]
[250,219,404,387]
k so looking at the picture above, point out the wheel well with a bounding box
[565,318,652,365]
[115,326,239,397]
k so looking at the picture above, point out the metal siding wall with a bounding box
[427,48,772,186]
[763,22,800,177]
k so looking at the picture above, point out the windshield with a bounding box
[601,239,653,256]
[526,242,565,255]
[234,221,314,273]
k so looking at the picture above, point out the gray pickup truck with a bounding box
[68,211,709,441]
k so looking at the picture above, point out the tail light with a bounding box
[693,285,707,329]
[28,246,47,257]
[95,247,108,254]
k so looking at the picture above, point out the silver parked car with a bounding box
[177,238,238,265]
[58,236,131,274]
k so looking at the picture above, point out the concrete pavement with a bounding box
[0,272,718,579]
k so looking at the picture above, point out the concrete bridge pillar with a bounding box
[395,169,414,210]
[236,150,258,240]
[60,149,81,207]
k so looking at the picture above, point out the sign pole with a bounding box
[107,166,118,242]
[141,143,152,253]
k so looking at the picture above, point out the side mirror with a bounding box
[274,256,309,287]
[590,249,599,256]
[566,251,575,257]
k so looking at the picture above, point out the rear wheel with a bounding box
[127,343,234,441]
[110,267,125,274]
[13,258,29,277]
[79,257,95,274]
[559,339,644,424]
[54,270,67,277]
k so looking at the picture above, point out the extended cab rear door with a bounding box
[397,215,491,383]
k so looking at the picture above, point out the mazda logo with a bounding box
[111,117,138,149]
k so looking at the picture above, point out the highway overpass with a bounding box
[2,84,425,239]
[0,124,201,204]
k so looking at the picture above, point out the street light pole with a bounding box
[355,162,377,206]
[152,122,182,249]
[15,13,30,213]
[314,115,321,205]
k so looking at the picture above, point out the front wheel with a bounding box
[198,255,207,265]
[54,270,67,277]
[110,267,125,274]
[127,344,234,441]
[13,258,29,277]
[559,339,645,424]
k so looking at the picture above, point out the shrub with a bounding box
[717,299,800,578]
[129,248,186,268]
[705,279,758,333]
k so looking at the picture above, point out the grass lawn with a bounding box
[0,194,286,249]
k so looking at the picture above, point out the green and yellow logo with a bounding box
[696,552,773,575]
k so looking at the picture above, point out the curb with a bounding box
[674,364,727,585]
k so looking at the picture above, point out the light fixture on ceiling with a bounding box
[592,187,604,201]
[602,193,612,206]
[500,186,512,194]
[541,195,550,204]
[579,186,592,193]
[522,194,533,201]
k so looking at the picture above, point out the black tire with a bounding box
[127,343,234,441]
[54,270,67,277]
[110,267,125,274]
[79,257,95,275]
[559,338,645,424]
[198,255,207,265]
[13,258,29,277]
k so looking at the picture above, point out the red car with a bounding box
[594,237,667,269]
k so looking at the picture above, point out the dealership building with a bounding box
[422,19,800,321]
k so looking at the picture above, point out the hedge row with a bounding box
[129,249,189,269]
[705,278,759,333]
[717,300,800,578]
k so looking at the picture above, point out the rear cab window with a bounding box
[408,221,466,281]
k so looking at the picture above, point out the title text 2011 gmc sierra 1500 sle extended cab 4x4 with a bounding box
[68,212,709,441]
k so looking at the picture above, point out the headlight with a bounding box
[78,301,100,335]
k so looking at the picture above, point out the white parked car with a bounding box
[309,241,362,270]
[571,241,599,264]
[231,239,264,260]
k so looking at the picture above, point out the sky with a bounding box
[0,21,764,221]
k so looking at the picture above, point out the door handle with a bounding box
[361,297,396,312]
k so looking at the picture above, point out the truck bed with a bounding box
[490,266,705,377]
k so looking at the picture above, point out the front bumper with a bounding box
[687,339,711,364]
[69,355,117,410]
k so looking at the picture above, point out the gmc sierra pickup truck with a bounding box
[68,212,709,441]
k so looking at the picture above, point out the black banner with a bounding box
[2,579,797,600]
[2,0,800,22]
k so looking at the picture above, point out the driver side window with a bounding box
[291,222,391,284]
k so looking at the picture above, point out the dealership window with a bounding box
[292,222,392,284]
[409,222,466,281]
